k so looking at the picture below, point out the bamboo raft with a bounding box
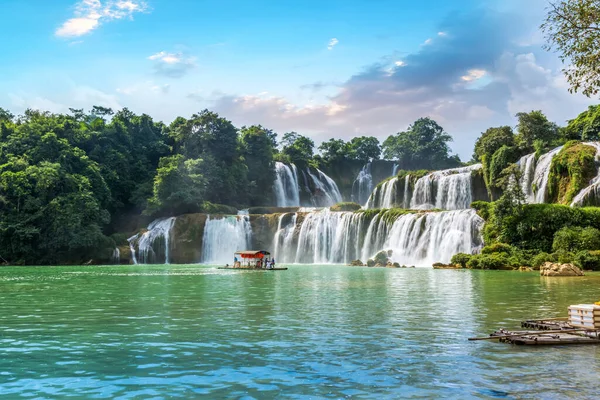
[469,318,600,345]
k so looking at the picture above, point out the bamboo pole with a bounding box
[468,329,586,341]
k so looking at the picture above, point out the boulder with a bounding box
[432,262,461,269]
[366,259,376,267]
[349,259,364,266]
[518,266,533,272]
[540,262,584,277]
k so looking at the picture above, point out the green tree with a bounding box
[240,125,277,206]
[318,139,348,163]
[382,118,460,169]
[281,132,314,167]
[564,104,600,140]
[347,136,381,162]
[515,110,559,151]
[473,126,515,161]
[541,0,600,97]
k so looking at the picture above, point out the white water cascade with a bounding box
[516,146,563,203]
[307,169,343,206]
[201,215,252,264]
[410,164,482,210]
[272,213,298,262]
[111,248,120,264]
[352,163,373,205]
[128,217,177,264]
[273,162,301,207]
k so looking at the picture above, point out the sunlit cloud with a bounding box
[55,0,148,37]
[147,51,197,78]
[327,38,339,50]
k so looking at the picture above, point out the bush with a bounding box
[532,252,555,268]
[481,243,513,254]
[466,253,512,270]
[466,255,480,269]
[201,202,238,215]
[574,250,600,271]
[471,201,491,220]
[374,250,389,265]
[451,253,472,268]
[552,226,600,253]
[330,202,362,212]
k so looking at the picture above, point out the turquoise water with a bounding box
[1,265,600,399]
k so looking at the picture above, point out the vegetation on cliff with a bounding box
[547,141,598,204]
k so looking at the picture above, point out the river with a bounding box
[1,265,599,398]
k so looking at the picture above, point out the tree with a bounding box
[382,118,460,170]
[473,126,515,161]
[347,136,381,162]
[281,132,314,167]
[541,0,600,96]
[240,125,277,206]
[515,110,559,151]
[565,104,600,140]
[318,139,347,163]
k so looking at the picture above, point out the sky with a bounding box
[0,0,596,159]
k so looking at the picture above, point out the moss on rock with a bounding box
[330,202,362,212]
[547,141,598,204]
[170,213,208,264]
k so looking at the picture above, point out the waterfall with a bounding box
[272,213,298,262]
[293,209,365,264]
[307,169,343,206]
[410,164,482,210]
[402,174,411,208]
[383,209,483,266]
[111,248,120,264]
[392,163,400,176]
[273,162,300,207]
[532,146,563,203]
[517,153,536,202]
[571,142,600,207]
[365,178,400,209]
[201,215,252,264]
[270,208,483,266]
[128,217,176,264]
[352,163,373,205]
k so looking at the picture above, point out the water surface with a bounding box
[1,265,599,399]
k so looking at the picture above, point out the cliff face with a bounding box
[170,213,208,264]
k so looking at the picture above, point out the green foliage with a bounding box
[281,132,314,168]
[574,250,600,271]
[473,126,515,161]
[542,0,600,97]
[481,243,512,254]
[515,110,559,151]
[330,202,362,212]
[547,141,597,204]
[471,201,491,220]
[200,202,238,215]
[451,253,472,268]
[466,253,512,270]
[382,118,461,170]
[487,145,519,192]
[240,125,277,206]
[318,136,381,164]
[552,226,600,252]
[565,105,600,140]
[532,252,555,268]
[373,250,389,265]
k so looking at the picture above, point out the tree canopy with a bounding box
[541,0,600,96]
[382,118,460,170]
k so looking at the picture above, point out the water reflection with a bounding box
[0,265,599,398]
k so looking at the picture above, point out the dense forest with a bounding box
[1,101,600,265]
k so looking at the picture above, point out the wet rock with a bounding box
[432,262,461,269]
[349,259,364,266]
[367,259,376,267]
[540,262,584,277]
[518,266,533,272]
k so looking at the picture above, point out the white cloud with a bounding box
[327,38,339,50]
[395,61,406,67]
[461,69,487,82]
[423,38,432,45]
[438,31,447,36]
[147,51,197,78]
[55,0,148,37]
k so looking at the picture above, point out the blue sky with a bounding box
[0,0,595,159]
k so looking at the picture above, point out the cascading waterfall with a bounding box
[382,209,483,266]
[410,164,481,210]
[273,162,301,207]
[402,175,411,209]
[352,163,373,205]
[392,163,400,176]
[272,213,298,262]
[128,217,176,265]
[518,153,536,202]
[201,215,252,264]
[293,209,366,264]
[307,169,343,206]
[516,146,563,203]
[571,142,600,207]
[111,248,120,264]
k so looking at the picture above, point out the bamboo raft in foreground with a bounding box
[469,316,600,345]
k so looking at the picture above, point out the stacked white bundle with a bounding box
[568,304,600,329]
